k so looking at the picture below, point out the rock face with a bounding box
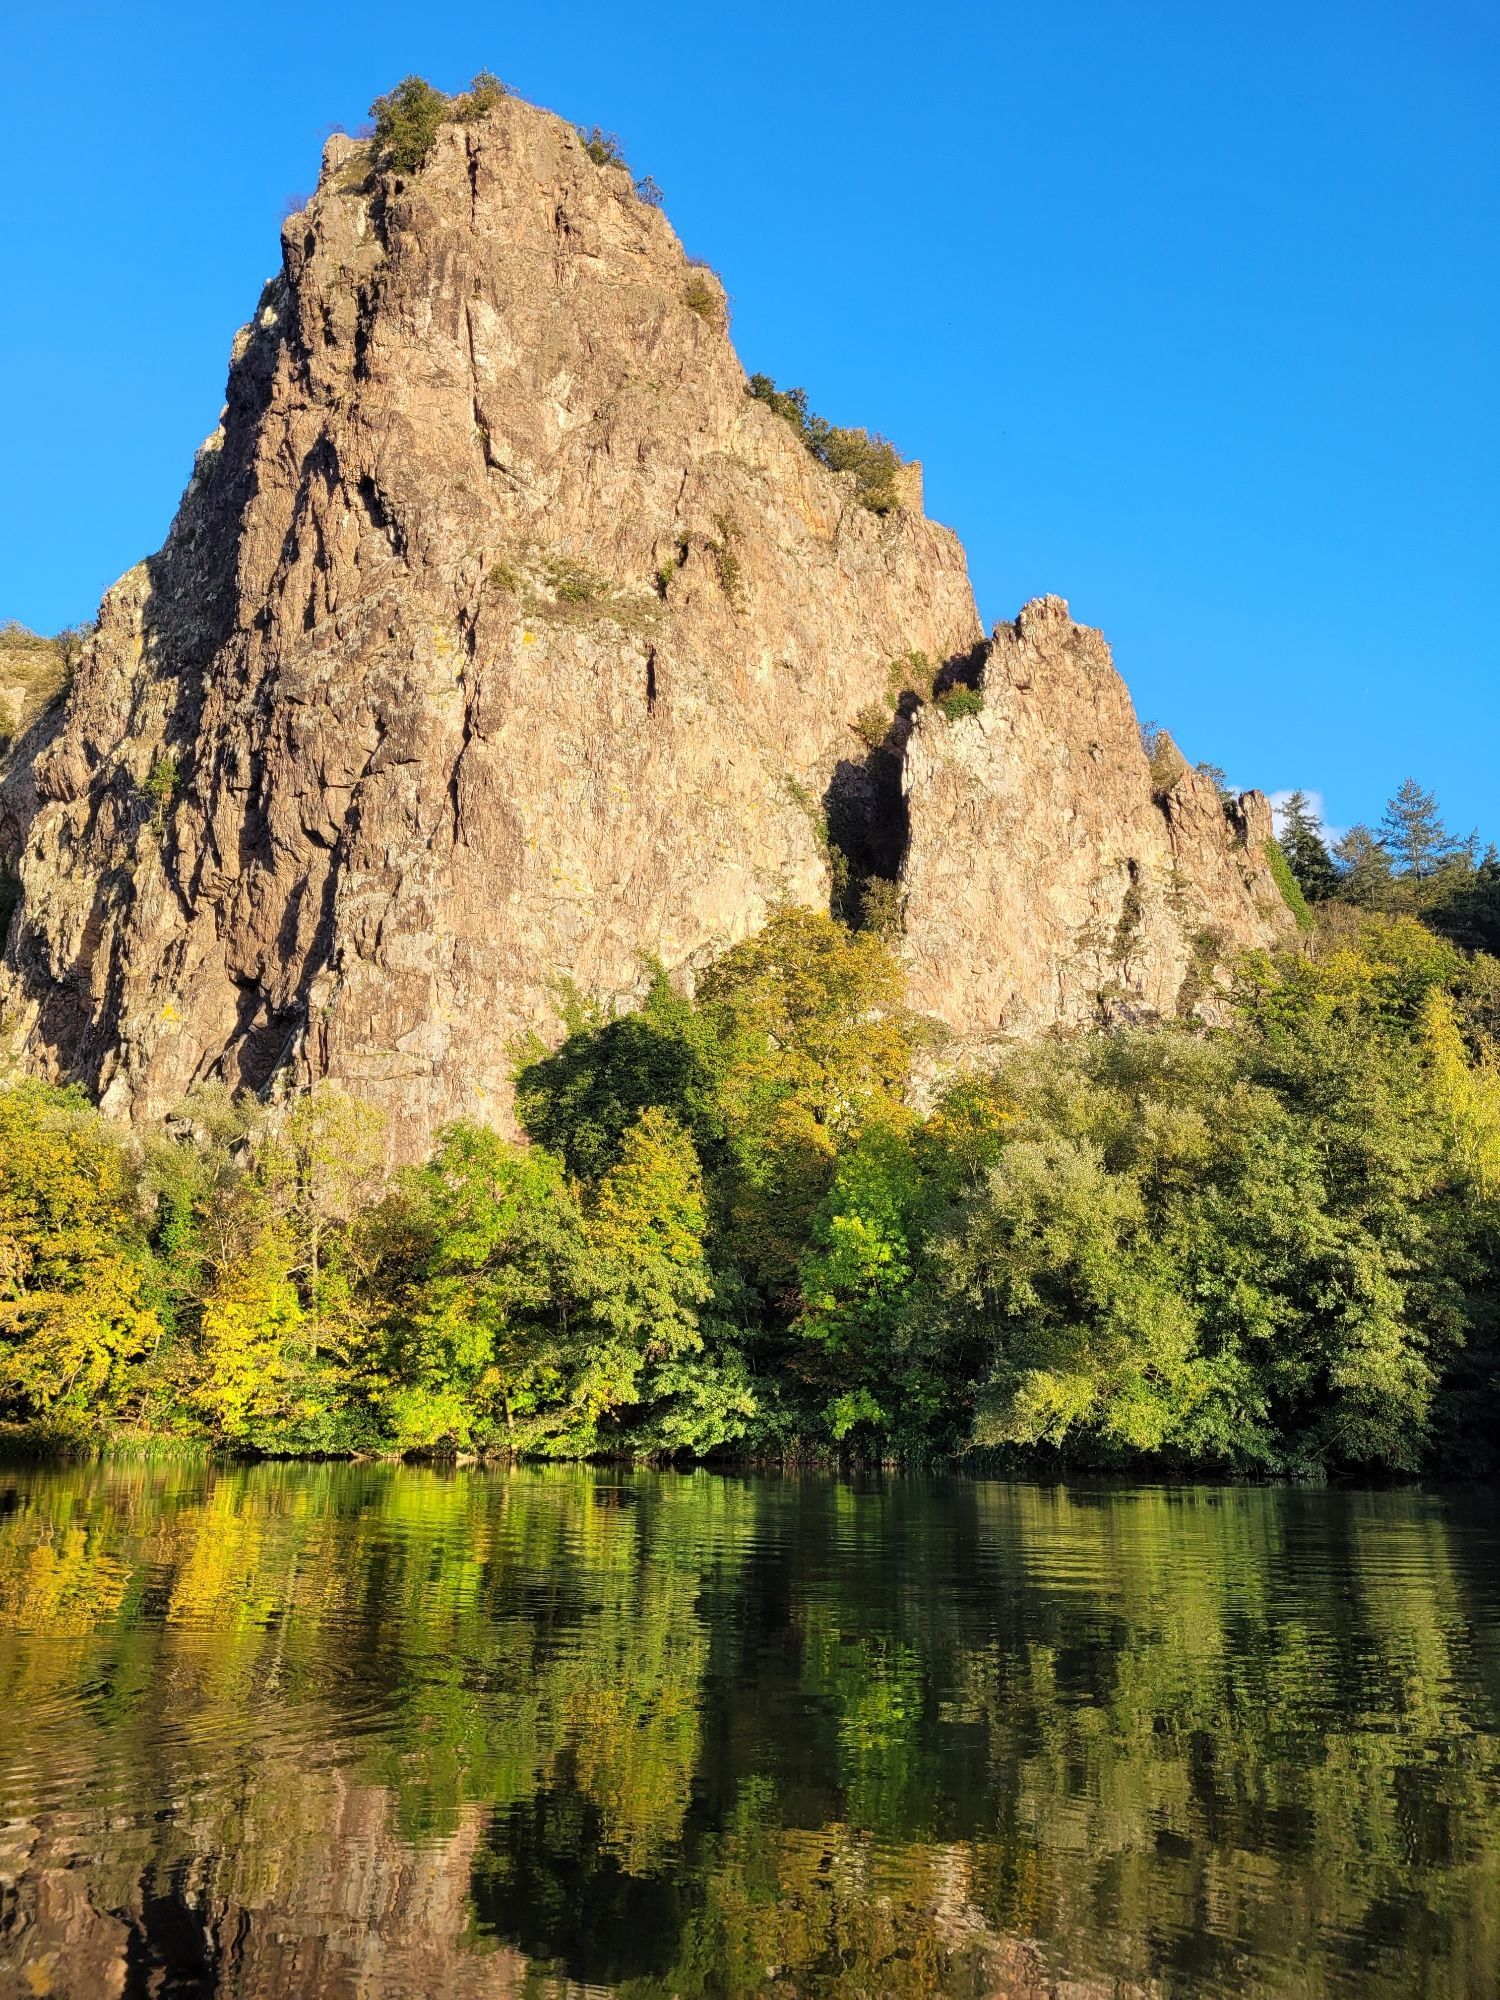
[899,596,1290,1039]
[0,94,1292,1158]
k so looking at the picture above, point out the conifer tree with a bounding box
[1381,778,1462,882]
[1333,825,1396,908]
[1277,791,1339,901]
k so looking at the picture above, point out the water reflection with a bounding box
[0,1462,1497,1997]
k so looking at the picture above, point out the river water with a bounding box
[0,1461,1497,1997]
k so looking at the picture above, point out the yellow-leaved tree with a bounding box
[1422,989,1500,1201]
[0,1082,160,1431]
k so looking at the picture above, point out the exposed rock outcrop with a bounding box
[0,95,1292,1158]
[899,596,1289,1038]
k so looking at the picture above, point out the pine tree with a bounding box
[1332,825,1397,908]
[1381,778,1460,882]
[1277,791,1339,901]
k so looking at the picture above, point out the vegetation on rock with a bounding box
[370,72,508,173]
[747,372,904,513]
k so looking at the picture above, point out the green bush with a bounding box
[853,703,891,750]
[746,373,904,513]
[886,650,933,702]
[579,125,628,169]
[455,70,506,121]
[142,754,179,833]
[709,515,743,607]
[542,555,612,606]
[370,76,450,174]
[684,273,720,322]
[936,687,984,722]
[815,425,902,513]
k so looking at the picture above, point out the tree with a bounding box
[256,1086,386,1325]
[371,1123,586,1449]
[191,1223,304,1443]
[1381,778,1465,883]
[514,967,726,1184]
[584,1104,712,1384]
[1332,825,1396,908]
[1277,791,1339,901]
[0,1083,160,1430]
[695,905,916,1290]
[370,76,449,174]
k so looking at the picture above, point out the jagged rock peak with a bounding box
[898,593,1289,1043]
[0,90,983,1158]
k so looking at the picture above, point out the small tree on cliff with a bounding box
[370,77,449,174]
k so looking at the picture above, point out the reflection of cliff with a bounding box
[2,1464,1497,1998]
[2,1801,1146,2000]
[1,1785,525,1999]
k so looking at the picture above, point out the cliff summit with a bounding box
[0,84,1292,1156]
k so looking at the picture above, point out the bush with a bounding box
[746,373,905,513]
[455,70,506,121]
[142,754,179,833]
[708,516,743,607]
[853,704,891,750]
[815,425,902,513]
[579,126,628,169]
[936,687,983,722]
[370,76,449,174]
[684,273,720,322]
[542,554,612,606]
[886,651,933,703]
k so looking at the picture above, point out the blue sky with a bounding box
[4,1,1495,841]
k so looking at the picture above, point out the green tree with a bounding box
[1332,824,1397,908]
[1277,790,1339,901]
[696,905,916,1291]
[370,1123,585,1449]
[370,76,449,174]
[514,967,726,1184]
[1381,777,1466,882]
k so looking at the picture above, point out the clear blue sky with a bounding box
[4,1,1495,841]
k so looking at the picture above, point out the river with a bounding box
[1,1461,1497,1997]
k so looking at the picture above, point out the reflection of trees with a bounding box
[1,1467,1499,1997]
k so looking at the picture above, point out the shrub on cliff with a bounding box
[747,373,904,513]
[579,125,628,169]
[455,70,506,121]
[936,687,983,722]
[371,76,450,174]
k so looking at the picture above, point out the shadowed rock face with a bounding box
[0,98,1288,1158]
[899,595,1290,1041]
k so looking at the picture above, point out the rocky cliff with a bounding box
[900,595,1289,1041]
[0,89,1291,1158]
